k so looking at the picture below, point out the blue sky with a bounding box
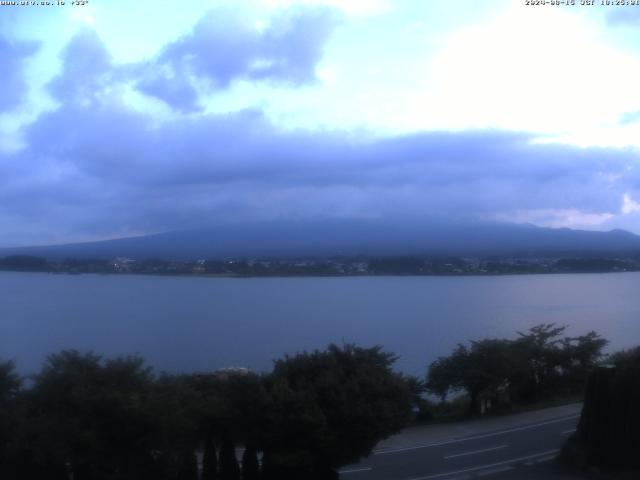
[2,0,640,246]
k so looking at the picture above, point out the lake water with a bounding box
[1,271,639,376]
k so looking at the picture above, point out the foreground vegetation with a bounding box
[561,347,640,474]
[0,345,412,480]
[0,324,628,478]
[425,324,608,416]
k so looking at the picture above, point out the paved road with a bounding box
[339,405,582,480]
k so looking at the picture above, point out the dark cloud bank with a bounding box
[1,8,640,247]
[0,36,38,113]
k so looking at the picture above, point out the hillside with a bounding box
[2,220,640,260]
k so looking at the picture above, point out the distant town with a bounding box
[1,254,640,277]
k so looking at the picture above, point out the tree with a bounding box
[201,433,218,480]
[21,351,157,480]
[610,345,640,368]
[241,444,260,480]
[191,371,268,480]
[218,436,240,480]
[404,375,431,421]
[562,346,640,469]
[262,344,412,478]
[560,331,608,388]
[427,340,513,414]
[0,360,20,404]
[427,324,608,413]
[0,255,48,272]
[426,356,456,403]
[176,450,198,480]
[511,324,606,401]
[148,373,203,479]
[0,360,21,476]
[509,324,568,401]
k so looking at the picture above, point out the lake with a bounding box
[1,271,639,376]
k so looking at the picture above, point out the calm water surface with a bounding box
[1,271,639,376]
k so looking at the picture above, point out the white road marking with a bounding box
[339,467,372,474]
[477,465,514,476]
[374,415,579,455]
[561,428,576,435]
[406,449,559,480]
[444,444,508,459]
[533,455,557,464]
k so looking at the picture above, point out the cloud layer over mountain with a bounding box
[2,2,640,246]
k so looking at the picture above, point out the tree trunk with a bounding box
[469,388,481,415]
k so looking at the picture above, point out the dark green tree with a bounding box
[262,344,412,478]
[176,450,198,480]
[427,354,460,403]
[0,360,20,403]
[0,360,21,476]
[148,373,203,479]
[610,345,640,368]
[202,372,269,479]
[427,340,513,414]
[20,351,157,480]
[560,331,608,389]
[218,436,240,480]
[562,346,640,469]
[202,432,218,480]
[216,373,269,449]
[511,323,567,400]
[241,444,260,480]
[427,324,608,413]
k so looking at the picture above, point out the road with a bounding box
[339,404,582,480]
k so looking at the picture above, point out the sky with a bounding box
[3,0,640,246]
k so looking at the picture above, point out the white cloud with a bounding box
[622,193,640,214]
[316,65,337,85]
[489,208,615,230]
[396,4,640,147]
[69,6,97,26]
[259,0,392,16]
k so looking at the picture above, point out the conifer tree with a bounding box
[241,444,260,480]
[219,436,240,480]
[202,433,218,480]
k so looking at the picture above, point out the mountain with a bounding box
[2,220,640,260]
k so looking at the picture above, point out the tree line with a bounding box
[0,324,616,479]
[426,324,608,415]
[0,345,413,480]
[3,254,640,277]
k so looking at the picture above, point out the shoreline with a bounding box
[1,268,638,279]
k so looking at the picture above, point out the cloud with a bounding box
[4,77,640,245]
[260,0,392,17]
[48,29,112,105]
[41,6,340,113]
[0,35,38,113]
[489,208,616,230]
[136,7,340,111]
[622,193,640,214]
[619,110,640,125]
[5,5,640,246]
[396,5,640,147]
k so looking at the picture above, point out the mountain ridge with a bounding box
[2,220,640,260]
